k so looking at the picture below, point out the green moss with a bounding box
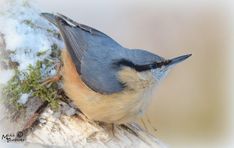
[2,69,24,110]
[36,50,47,57]
[46,29,61,39]
[22,20,36,28]
[2,47,62,111]
[50,43,61,58]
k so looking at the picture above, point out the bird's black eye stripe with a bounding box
[154,60,171,68]
[113,59,171,72]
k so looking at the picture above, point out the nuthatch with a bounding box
[41,13,191,124]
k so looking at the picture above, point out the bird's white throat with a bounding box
[151,67,170,82]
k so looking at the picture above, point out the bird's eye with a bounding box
[154,60,171,68]
[155,62,163,68]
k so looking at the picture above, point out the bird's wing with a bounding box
[41,13,122,74]
[41,13,125,94]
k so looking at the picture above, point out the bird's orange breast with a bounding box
[61,49,155,124]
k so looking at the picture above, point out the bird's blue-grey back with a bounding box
[41,13,164,94]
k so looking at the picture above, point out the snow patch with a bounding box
[0,0,63,71]
[17,93,30,104]
[0,70,14,84]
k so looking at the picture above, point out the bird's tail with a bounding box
[40,13,84,74]
[41,13,59,27]
[41,13,83,29]
[41,13,77,30]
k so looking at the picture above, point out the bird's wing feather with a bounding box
[41,13,125,94]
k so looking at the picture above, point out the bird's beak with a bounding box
[167,54,192,67]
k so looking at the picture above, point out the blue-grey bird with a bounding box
[41,13,191,124]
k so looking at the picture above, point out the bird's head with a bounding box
[115,49,191,90]
[150,54,192,82]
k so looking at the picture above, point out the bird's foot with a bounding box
[41,62,62,85]
[41,75,62,85]
[140,114,157,134]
